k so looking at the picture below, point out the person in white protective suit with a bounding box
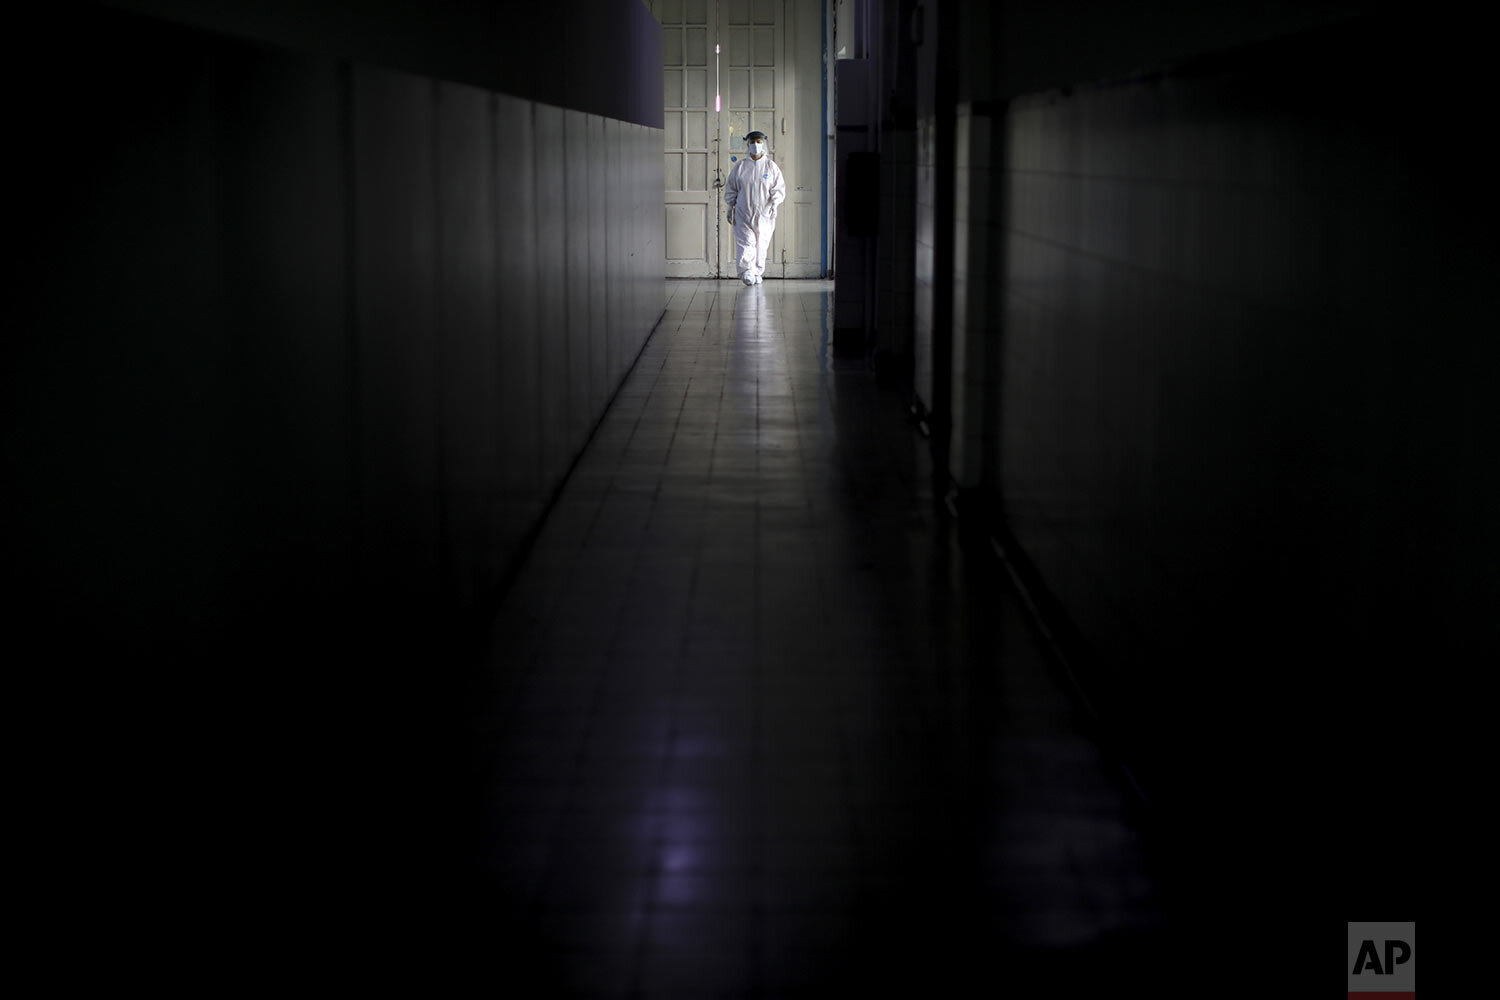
[724,130,786,285]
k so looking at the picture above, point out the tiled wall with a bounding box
[948,28,1493,781]
[12,9,665,667]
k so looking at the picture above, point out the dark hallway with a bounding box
[8,0,1485,994]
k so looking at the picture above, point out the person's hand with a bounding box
[727,210,735,224]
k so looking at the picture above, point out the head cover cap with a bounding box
[745,131,767,142]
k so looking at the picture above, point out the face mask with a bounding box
[749,141,765,156]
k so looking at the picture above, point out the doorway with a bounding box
[657,0,826,278]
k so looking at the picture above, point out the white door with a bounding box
[660,1,716,278]
[658,0,815,278]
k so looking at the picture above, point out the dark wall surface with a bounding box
[96,0,665,128]
[926,0,1491,959]
[978,15,1493,748]
[7,3,663,969]
[959,0,1374,103]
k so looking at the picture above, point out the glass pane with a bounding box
[727,110,749,151]
[685,69,706,108]
[753,27,774,66]
[685,111,707,149]
[663,69,682,107]
[686,152,708,191]
[753,69,774,109]
[685,28,707,66]
[663,26,682,66]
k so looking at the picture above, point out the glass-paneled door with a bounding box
[658,0,787,278]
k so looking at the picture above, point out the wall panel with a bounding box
[494,94,544,556]
[437,80,501,610]
[534,104,570,492]
[588,115,611,421]
[352,66,442,605]
[564,109,594,457]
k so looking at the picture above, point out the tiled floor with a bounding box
[468,279,1163,996]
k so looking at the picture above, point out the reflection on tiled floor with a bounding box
[472,279,1163,996]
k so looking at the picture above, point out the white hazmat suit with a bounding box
[724,151,786,284]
